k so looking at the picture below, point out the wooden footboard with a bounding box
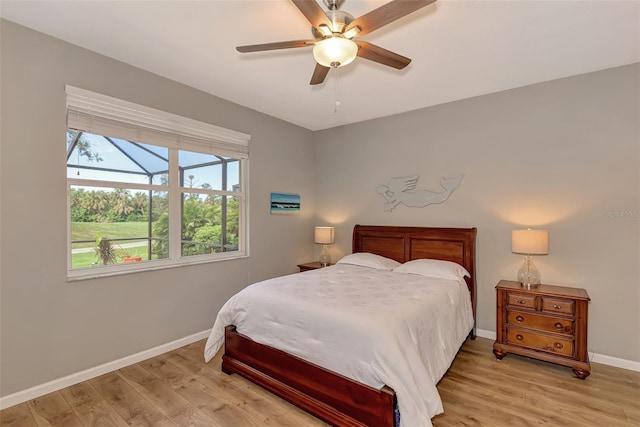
[222,325,396,427]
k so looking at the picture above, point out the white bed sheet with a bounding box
[204,264,474,427]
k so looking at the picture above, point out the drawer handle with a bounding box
[554,342,564,350]
[553,304,561,309]
[516,315,525,323]
[515,334,524,341]
[554,322,563,330]
[518,300,527,305]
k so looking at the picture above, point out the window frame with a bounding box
[65,86,250,280]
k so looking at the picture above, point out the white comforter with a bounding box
[204,264,474,427]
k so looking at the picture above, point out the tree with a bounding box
[152,212,170,258]
[193,225,222,253]
[226,196,240,247]
[130,192,148,219]
[95,237,117,265]
[67,130,103,163]
[90,191,108,215]
[112,188,132,220]
[151,193,239,257]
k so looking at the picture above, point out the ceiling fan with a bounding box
[236,0,437,85]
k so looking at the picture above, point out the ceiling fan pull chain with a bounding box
[334,66,341,113]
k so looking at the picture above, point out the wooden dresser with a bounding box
[493,280,591,378]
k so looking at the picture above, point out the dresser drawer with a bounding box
[507,293,536,309]
[542,297,575,315]
[507,311,574,335]
[506,328,575,358]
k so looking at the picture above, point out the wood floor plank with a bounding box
[166,405,221,427]
[170,346,270,404]
[624,406,640,425]
[60,382,128,427]
[26,393,84,427]
[436,388,536,426]
[162,344,322,427]
[89,371,174,427]
[137,355,190,389]
[2,337,639,427]
[178,343,327,426]
[172,378,254,427]
[119,360,221,426]
[163,347,223,385]
[444,362,628,425]
[117,364,190,417]
[164,353,284,425]
[0,403,38,427]
[171,347,326,426]
[434,338,640,427]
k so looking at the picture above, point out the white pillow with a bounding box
[336,252,401,270]
[393,259,470,281]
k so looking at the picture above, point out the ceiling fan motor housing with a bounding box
[323,0,345,11]
[312,9,355,38]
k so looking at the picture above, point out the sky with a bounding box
[67,131,239,190]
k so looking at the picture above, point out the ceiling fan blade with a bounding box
[310,63,331,85]
[236,40,314,53]
[356,41,411,69]
[291,0,331,29]
[346,0,436,37]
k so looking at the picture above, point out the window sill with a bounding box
[67,253,249,282]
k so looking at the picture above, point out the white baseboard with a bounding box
[0,329,211,410]
[475,328,640,372]
[590,352,640,372]
[476,328,496,340]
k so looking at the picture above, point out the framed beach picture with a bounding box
[270,192,300,215]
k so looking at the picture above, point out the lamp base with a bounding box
[517,255,541,288]
[319,245,331,267]
[519,282,540,289]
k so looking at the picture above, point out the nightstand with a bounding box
[493,280,591,379]
[297,261,333,272]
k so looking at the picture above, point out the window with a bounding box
[66,86,250,279]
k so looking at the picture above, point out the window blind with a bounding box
[66,85,250,159]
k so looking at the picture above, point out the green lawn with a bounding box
[71,221,160,269]
[71,222,150,248]
[71,245,161,269]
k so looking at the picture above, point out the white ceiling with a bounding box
[1,0,639,131]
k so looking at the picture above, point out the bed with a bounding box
[204,225,477,427]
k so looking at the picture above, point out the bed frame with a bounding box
[222,225,477,427]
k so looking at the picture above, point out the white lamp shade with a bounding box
[312,37,358,68]
[314,226,335,244]
[512,229,549,255]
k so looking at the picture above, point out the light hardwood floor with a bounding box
[1,337,638,426]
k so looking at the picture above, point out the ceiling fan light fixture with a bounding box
[317,24,333,37]
[312,37,358,68]
[342,25,361,39]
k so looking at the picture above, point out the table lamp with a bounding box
[315,226,335,267]
[512,228,549,288]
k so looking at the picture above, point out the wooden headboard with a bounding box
[352,224,477,337]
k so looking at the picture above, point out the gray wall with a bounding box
[1,18,638,400]
[313,64,640,363]
[0,20,316,396]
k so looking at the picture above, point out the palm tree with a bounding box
[131,192,148,219]
[95,237,117,265]
[113,188,132,219]
[90,191,108,214]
